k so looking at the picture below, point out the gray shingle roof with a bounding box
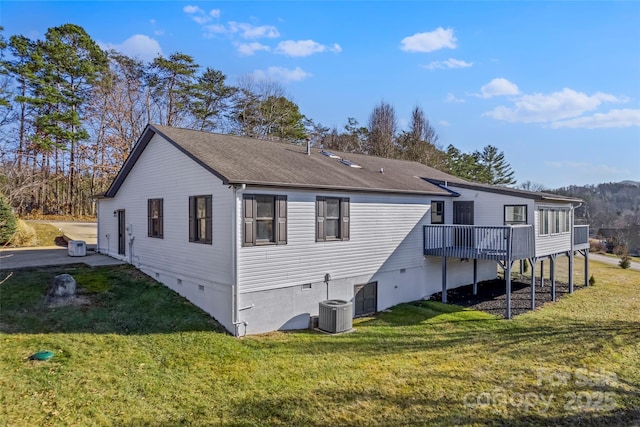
[104,124,582,203]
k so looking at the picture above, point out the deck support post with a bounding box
[473,259,478,295]
[584,250,589,287]
[529,257,537,311]
[519,259,524,275]
[550,254,556,302]
[540,260,545,288]
[568,251,574,294]
[505,262,512,319]
[442,256,447,304]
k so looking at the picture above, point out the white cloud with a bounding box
[400,27,457,53]
[439,120,450,127]
[253,66,311,83]
[483,88,626,123]
[228,21,279,39]
[99,35,162,63]
[183,5,201,14]
[149,19,165,36]
[551,109,640,129]
[477,78,520,98]
[184,6,220,24]
[445,93,465,103]
[203,24,227,38]
[236,42,270,56]
[423,58,473,70]
[275,40,342,57]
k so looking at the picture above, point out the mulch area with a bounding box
[429,275,587,318]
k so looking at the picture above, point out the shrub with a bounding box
[10,220,38,247]
[589,275,596,286]
[614,245,628,256]
[619,256,631,269]
[0,195,17,244]
[589,239,606,253]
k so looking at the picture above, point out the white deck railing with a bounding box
[423,225,535,261]
[573,225,590,249]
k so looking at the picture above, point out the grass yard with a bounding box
[29,222,65,247]
[1,261,639,426]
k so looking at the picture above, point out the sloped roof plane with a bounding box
[104,124,582,204]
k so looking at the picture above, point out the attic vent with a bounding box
[339,159,362,169]
[320,150,341,159]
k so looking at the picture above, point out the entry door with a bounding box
[354,282,377,317]
[117,210,126,255]
[453,201,474,246]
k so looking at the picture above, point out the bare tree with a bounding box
[367,101,397,158]
[398,106,443,168]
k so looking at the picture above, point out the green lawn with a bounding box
[1,261,639,426]
[29,222,64,247]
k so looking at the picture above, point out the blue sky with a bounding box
[2,1,639,188]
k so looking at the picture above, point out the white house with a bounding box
[97,124,589,336]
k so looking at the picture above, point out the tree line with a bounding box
[0,24,515,217]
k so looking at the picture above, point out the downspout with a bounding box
[231,183,247,336]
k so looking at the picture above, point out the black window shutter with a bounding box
[188,196,195,242]
[205,195,212,244]
[158,199,163,238]
[276,195,287,245]
[341,198,350,241]
[316,197,325,241]
[147,199,152,237]
[243,195,255,246]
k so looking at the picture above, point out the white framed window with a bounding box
[431,201,444,224]
[539,208,570,236]
[504,205,527,225]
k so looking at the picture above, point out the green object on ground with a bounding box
[29,351,54,361]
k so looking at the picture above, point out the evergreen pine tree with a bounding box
[0,195,17,244]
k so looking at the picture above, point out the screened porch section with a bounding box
[423,225,535,261]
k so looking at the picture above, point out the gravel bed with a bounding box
[429,275,587,318]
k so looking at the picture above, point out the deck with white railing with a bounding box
[424,223,591,319]
[423,225,535,262]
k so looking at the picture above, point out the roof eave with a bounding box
[227,180,457,196]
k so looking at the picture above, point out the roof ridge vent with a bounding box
[339,159,362,169]
[320,150,341,159]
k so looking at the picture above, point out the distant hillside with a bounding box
[550,181,640,231]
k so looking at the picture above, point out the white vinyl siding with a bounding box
[97,133,234,293]
[534,202,573,257]
[236,189,432,293]
[447,186,536,227]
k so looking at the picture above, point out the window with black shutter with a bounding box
[316,197,350,241]
[242,194,287,246]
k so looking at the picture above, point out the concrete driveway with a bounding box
[0,246,124,270]
[1,221,124,271]
[585,252,640,271]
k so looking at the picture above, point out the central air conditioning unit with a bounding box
[318,299,353,333]
[68,240,87,257]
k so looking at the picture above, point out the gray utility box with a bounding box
[68,240,87,257]
[318,300,352,333]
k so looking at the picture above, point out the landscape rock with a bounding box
[47,274,77,299]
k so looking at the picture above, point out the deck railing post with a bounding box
[585,250,589,287]
[505,262,511,319]
[568,251,574,293]
[473,259,478,295]
[442,256,447,304]
[550,254,556,302]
